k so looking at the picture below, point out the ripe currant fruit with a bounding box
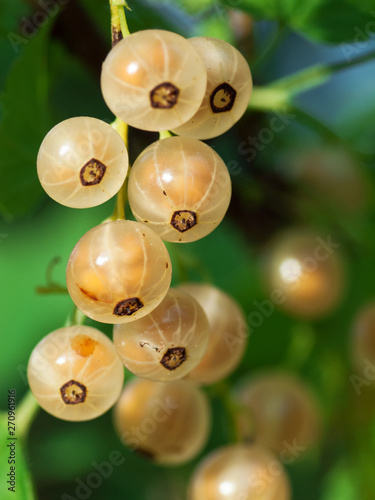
[127,136,231,242]
[172,37,252,140]
[114,378,211,465]
[233,371,321,456]
[66,219,172,324]
[100,29,207,131]
[178,283,248,384]
[188,443,291,500]
[37,117,128,208]
[263,229,345,318]
[27,326,124,421]
[113,287,210,381]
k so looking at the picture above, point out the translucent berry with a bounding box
[100,29,207,132]
[178,283,248,384]
[172,37,252,140]
[66,220,172,324]
[27,326,124,421]
[188,443,291,500]
[262,229,345,318]
[128,137,231,243]
[351,302,375,373]
[233,371,321,456]
[114,378,210,465]
[37,117,128,208]
[113,288,210,381]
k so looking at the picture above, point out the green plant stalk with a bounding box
[111,118,129,220]
[109,0,131,43]
[249,49,375,112]
[17,391,40,440]
[159,130,172,140]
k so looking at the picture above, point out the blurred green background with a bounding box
[1,0,375,499]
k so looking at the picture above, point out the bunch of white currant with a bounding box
[28,28,292,499]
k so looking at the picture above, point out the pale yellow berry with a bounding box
[66,220,172,324]
[27,326,124,421]
[37,117,128,208]
[100,30,207,131]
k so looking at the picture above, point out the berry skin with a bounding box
[37,117,128,208]
[263,229,345,319]
[100,29,207,132]
[172,37,253,140]
[113,287,210,381]
[27,326,124,421]
[66,220,172,324]
[128,137,231,243]
[188,443,291,500]
[233,371,321,456]
[178,283,248,385]
[114,378,211,465]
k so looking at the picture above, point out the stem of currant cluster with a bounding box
[159,130,172,140]
[249,49,375,112]
[210,381,243,444]
[111,118,129,220]
[109,0,131,44]
[17,391,40,440]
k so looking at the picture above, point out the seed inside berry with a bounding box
[80,158,107,186]
[60,379,87,405]
[160,347,187,370]
[150,82,179,109]
[171,210,197,232]
[210,83,237,113]
[70,334,98,358]
[114,297,144,316]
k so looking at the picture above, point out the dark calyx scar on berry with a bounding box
[171,210,197,232]
[150,82,179,109]
[60,379,87,405]
[160,347,187,370]
[114,297,144,316]
[210,83,237,113]
[80,158,107,186]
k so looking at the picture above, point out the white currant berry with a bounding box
[66,220,172,324]
[113,287,210,381]
[178,283,248,384]
[128,137,231,243]
[172,37,252,140]
[37,117,128,208]
[27,326,124,421]
[114,378,211,465]
[233,371,321,455]
[188,443,291,500]
[263,229,345,318]
[100,29,207,131]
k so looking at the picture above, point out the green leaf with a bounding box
[0,23,52,220]
[296,1,375,44]
[0,415,36,500]
[220,0,374,43]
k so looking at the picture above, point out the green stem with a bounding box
[251,24,287,73]
[159,130,172,140]
[17,391,40,440]
[249,49,375,113]
[109,0,131,44]
[269,49,375,97]
[210,381,243,444]
[111,118,129,221]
